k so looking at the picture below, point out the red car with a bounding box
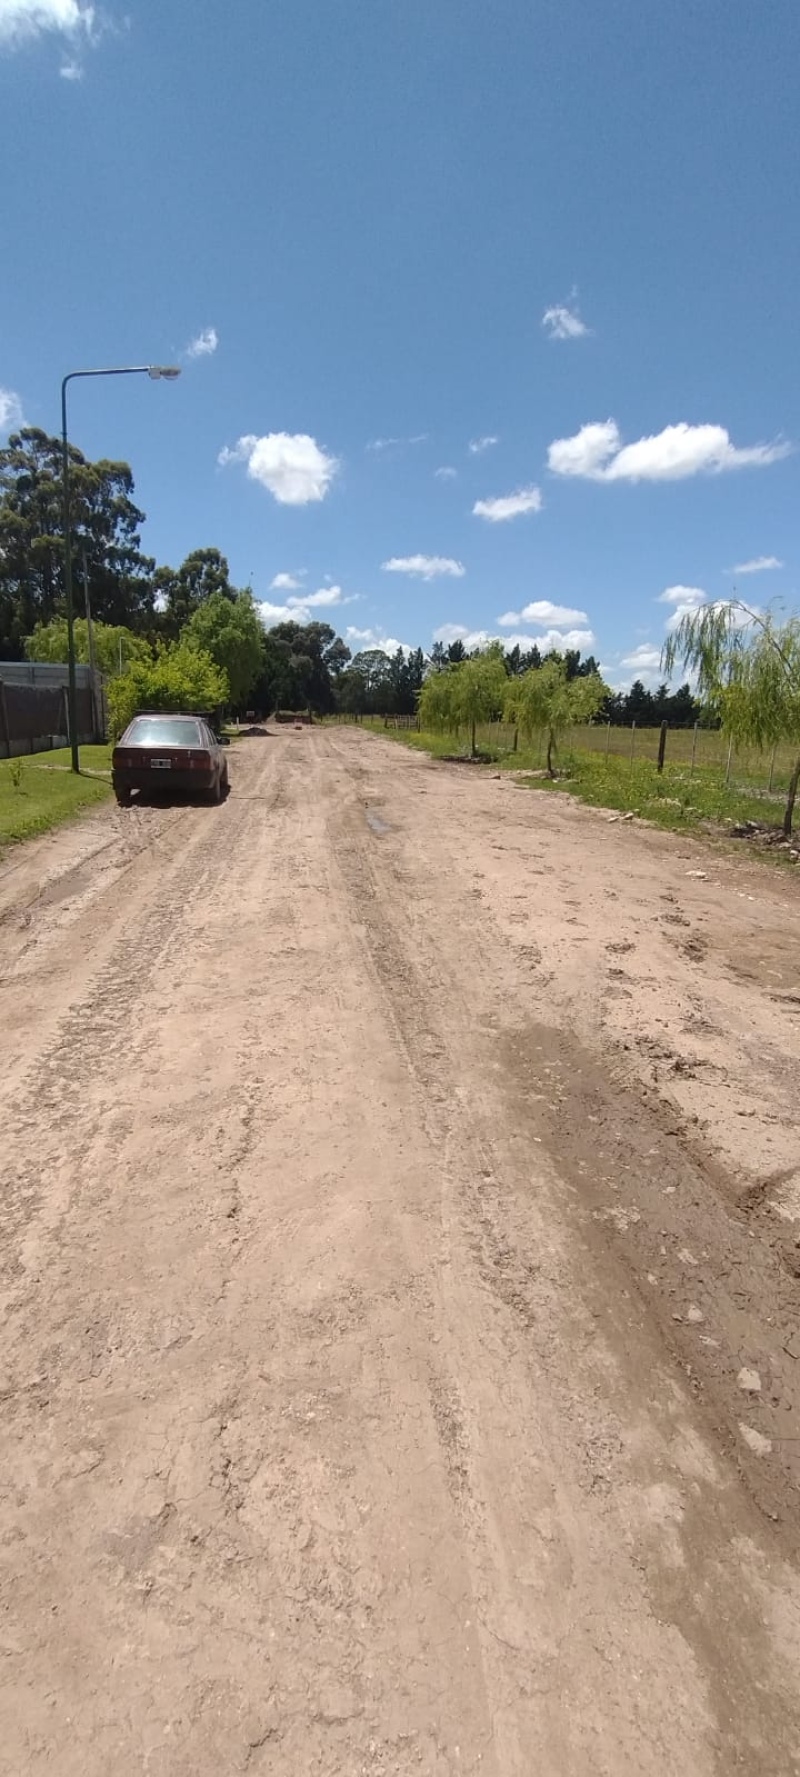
[112,713,230,806]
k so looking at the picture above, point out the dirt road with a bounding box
[2,727,800,1775]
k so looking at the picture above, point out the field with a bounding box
[349,717,800,845]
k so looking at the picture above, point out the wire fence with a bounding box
[568,723,797,796]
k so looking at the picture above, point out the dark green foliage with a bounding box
[602,678,703,727]
[0,428,155,655]
[155,549,237,641]
[251,621,349,715]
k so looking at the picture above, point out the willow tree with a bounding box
[453,648,508,755]
[505,657,607,775]
[418,646,507,756]
[662,603,800,836]
[418,662,461,738]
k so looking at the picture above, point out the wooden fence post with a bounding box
[657,721,668,774]
[724,733,734,788]
[768,743,777,793]
[0,681,9,758]
[629,721,636,768]
[690,721,699,778]
[605,720,612,759]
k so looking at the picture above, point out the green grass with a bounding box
[354,719,799,850]
[0,754,112,849]
[35,742,114,774]
[517,751,792,836]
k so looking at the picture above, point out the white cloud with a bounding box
[367,433,427,452]
[657,584,708,633]
[732,555,783,575]
[468,436,499,454]
[621,644,663,676]
[548,420,620,480]
[611,642,667,690]
[0,0,95,45]
[0,387,24,433]
[295,586,353,609]
[433,622,595,655]
[542,302,590,341]
[186,326,218,360]
[433,623,489,650]
[498,599,589,628]
[534,627,595,653]
[473,485,543,523]
[434,465,457,480]
[346,626,410,655]
[657,584,707,606]
[500,632,586,654]
[657,584,761,636]
[548,418,791,482]
[269,571,305,592]
[219,432,339,505]
[258,584,355,627]
[381,554,465,581]
[258,601,296,626]
[59,55,81,74]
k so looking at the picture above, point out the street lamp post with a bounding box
[61,364,181,773]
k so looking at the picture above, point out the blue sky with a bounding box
[1,0,798,685]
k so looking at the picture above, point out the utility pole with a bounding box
[81,548,101,741]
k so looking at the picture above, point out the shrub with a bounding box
[107,640,229,739]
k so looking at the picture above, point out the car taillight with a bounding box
[187,750,212,769]
[113,749,135,768]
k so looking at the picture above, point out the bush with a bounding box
[107,640,229,739]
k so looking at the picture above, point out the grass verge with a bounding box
[35,743,114,774]
[357,721,800,857]
[0,754,112,849]
[517,751,795,838]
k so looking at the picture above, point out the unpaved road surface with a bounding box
[2,727,800,1775]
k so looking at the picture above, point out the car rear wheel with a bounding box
[115,786,132,807]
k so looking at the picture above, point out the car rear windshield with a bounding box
[124,718,205,748]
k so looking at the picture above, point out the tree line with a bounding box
[0,426,705,730]
[0,426,362,729]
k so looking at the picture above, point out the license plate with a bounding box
[150,758,172,770]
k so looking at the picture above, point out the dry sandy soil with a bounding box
[1,726,800,1775]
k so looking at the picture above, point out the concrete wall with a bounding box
[0,661,105,758]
